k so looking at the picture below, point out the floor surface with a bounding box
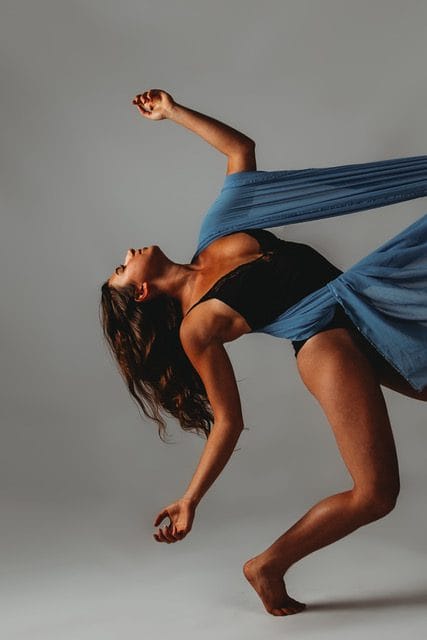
[3,494,427,640]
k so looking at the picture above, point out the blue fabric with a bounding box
[192,155,427,391]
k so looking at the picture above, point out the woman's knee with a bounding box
[351,483,400,521]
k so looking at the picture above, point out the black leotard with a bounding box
[186,228,391,371]
[186,228,344,331]
[186,229,390,371]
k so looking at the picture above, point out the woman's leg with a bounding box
[243,328,401,616]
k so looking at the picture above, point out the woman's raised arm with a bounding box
[132,89,256,159]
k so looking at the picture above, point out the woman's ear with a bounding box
[134,282,149,303]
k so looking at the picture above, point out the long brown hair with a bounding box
[99,281,214,443]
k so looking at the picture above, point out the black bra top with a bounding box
[185,228,344,331]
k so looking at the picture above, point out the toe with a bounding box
[289,598,306,608]
[270,608,286,616]
[282,604,306,615]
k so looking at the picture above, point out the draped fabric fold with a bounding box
[192,155,427,391]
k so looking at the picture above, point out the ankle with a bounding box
[256,551,290,577]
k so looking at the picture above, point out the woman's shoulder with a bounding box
[180,295,251,346]
[179,301,232,346]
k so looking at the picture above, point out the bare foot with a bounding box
[243,556,306,617]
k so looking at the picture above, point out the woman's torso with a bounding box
[182,229,344,343]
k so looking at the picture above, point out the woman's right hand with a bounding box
[153,497,196,543]
[132,89,176,121]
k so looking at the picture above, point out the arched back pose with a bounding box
[100,89,427,617]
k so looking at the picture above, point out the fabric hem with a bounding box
[326,282,424,392]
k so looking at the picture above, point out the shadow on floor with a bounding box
[307,587,427,612]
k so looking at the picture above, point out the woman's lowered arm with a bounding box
[179,321,245,506]
[152,318,245,544]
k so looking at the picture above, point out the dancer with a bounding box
[100,89,426,617]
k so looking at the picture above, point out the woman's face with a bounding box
[108,245,160,299]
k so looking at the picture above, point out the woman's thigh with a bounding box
[296,321,427,402]
[295,328,400,496]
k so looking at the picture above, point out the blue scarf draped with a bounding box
[191,155,427,391]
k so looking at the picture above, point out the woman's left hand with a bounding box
[132,89,176,121]
[153,497,196,543]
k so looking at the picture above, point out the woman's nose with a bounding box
[123,248,135,264]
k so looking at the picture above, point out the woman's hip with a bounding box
[291,304,390,375]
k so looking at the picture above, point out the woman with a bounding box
[100,89,426,617]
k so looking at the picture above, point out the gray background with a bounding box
[1,1,426,638]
